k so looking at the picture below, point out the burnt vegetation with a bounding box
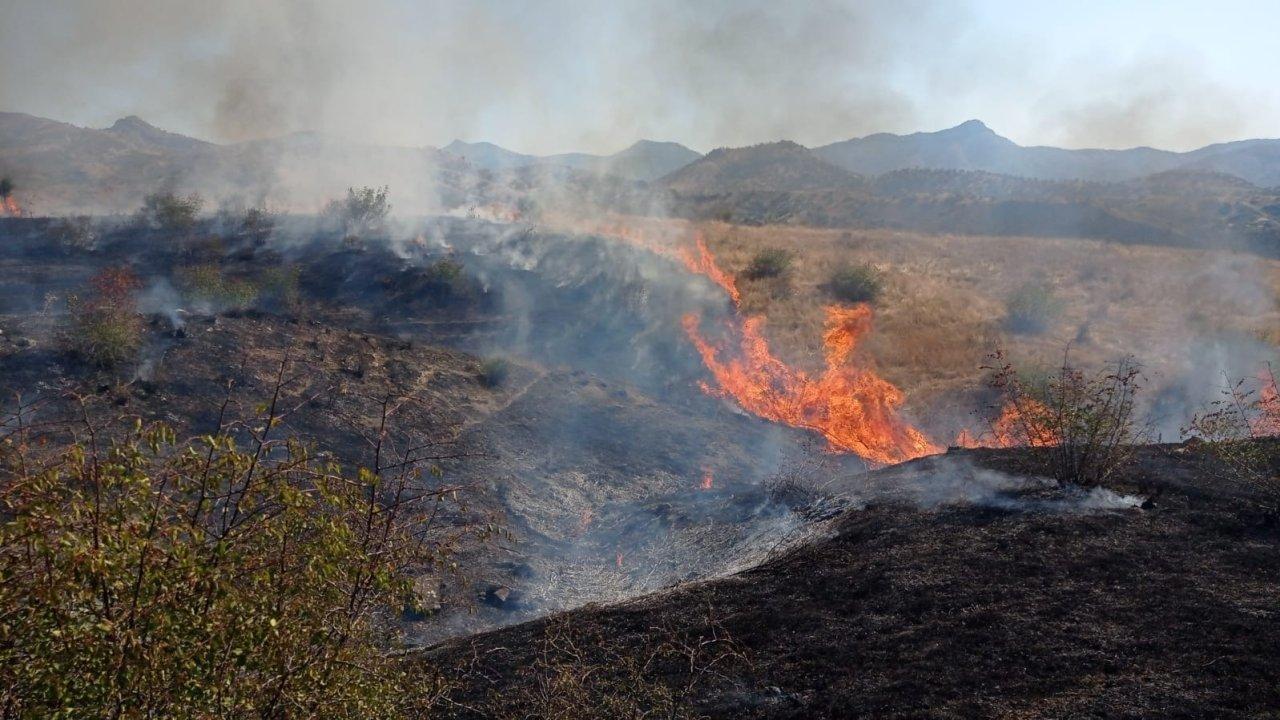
[0,124,1278,717]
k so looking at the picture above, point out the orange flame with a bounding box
[699,468,714,491]
[1253,367,1280,437]
[1,196,21,217]
[683,305,940,465]
[678,233,740,306]
[955,398,1059,449]
[559,216,942,463]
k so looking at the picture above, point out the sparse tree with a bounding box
[138,191,204,232]
[324,185,391,238]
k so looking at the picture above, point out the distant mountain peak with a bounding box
[949,119,994,135]
[108,115,158,132]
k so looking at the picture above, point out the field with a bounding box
[688,222,1280,439]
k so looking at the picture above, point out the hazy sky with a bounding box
[2,0,1277,154]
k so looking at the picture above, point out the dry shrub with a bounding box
[65,266,144,368]
[985,348,1147,487]
[138,191,203,232]
[1184,364,1280,514]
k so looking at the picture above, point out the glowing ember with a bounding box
[683,305,940,465]
[1,196,21,217]
[955,398,1059,449]
[615,552,624,569]
[699,468,714,490]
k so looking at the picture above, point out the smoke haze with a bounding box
[4,1,1278,153]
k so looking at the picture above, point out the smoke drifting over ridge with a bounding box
[5,1,1278,153]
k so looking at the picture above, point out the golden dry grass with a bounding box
[547,212,1280,437]
[694,222,1280,432]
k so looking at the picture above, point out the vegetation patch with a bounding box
[827,262,883,304]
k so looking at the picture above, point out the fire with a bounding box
[678,233,740,306]
[699,468,714,490]
[555,215,945,464]
[683,305,940,465]
[1,196,21,217]
[1253,367,1280,437]
[615,552,624,569]
[955,398,1059,449]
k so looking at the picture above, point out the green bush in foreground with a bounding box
[0,402,463,717]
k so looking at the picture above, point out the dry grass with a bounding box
[694,222,1280,433]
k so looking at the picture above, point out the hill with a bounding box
[814,119,1280,187]
[0,113,476,214]
[657,141,863,194]
[445,138,701,181]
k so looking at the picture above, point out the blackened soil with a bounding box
[423,445,1280,719]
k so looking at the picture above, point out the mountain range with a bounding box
[2,110,1280,256]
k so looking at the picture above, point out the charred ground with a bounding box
[424,444,1280,719]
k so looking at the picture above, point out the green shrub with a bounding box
[66,266,144,368]
[0,402,463,717]
[1004,281,1062,334]
[138,191,203,232]
[478,357,510,388]
[174,263,260,310]
[744,248,793,279]
[827,263,883,304]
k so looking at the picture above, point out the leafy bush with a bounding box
[744,248,793,279]
[984,349,1147,487]
[478,357,510,388]
[0,379,472,716]
[827,263,883,304]
[324,186,391,237]
[138,191,204,232]
[1004,281,1062,334]
[65,266,144,367]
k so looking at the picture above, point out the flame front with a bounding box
[683,305,940,465]
[678,233,740,306]
[699,468,714,490]
[1,196,21,217]
[555,215,944,464]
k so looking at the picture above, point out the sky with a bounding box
[1,0,1277,154]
